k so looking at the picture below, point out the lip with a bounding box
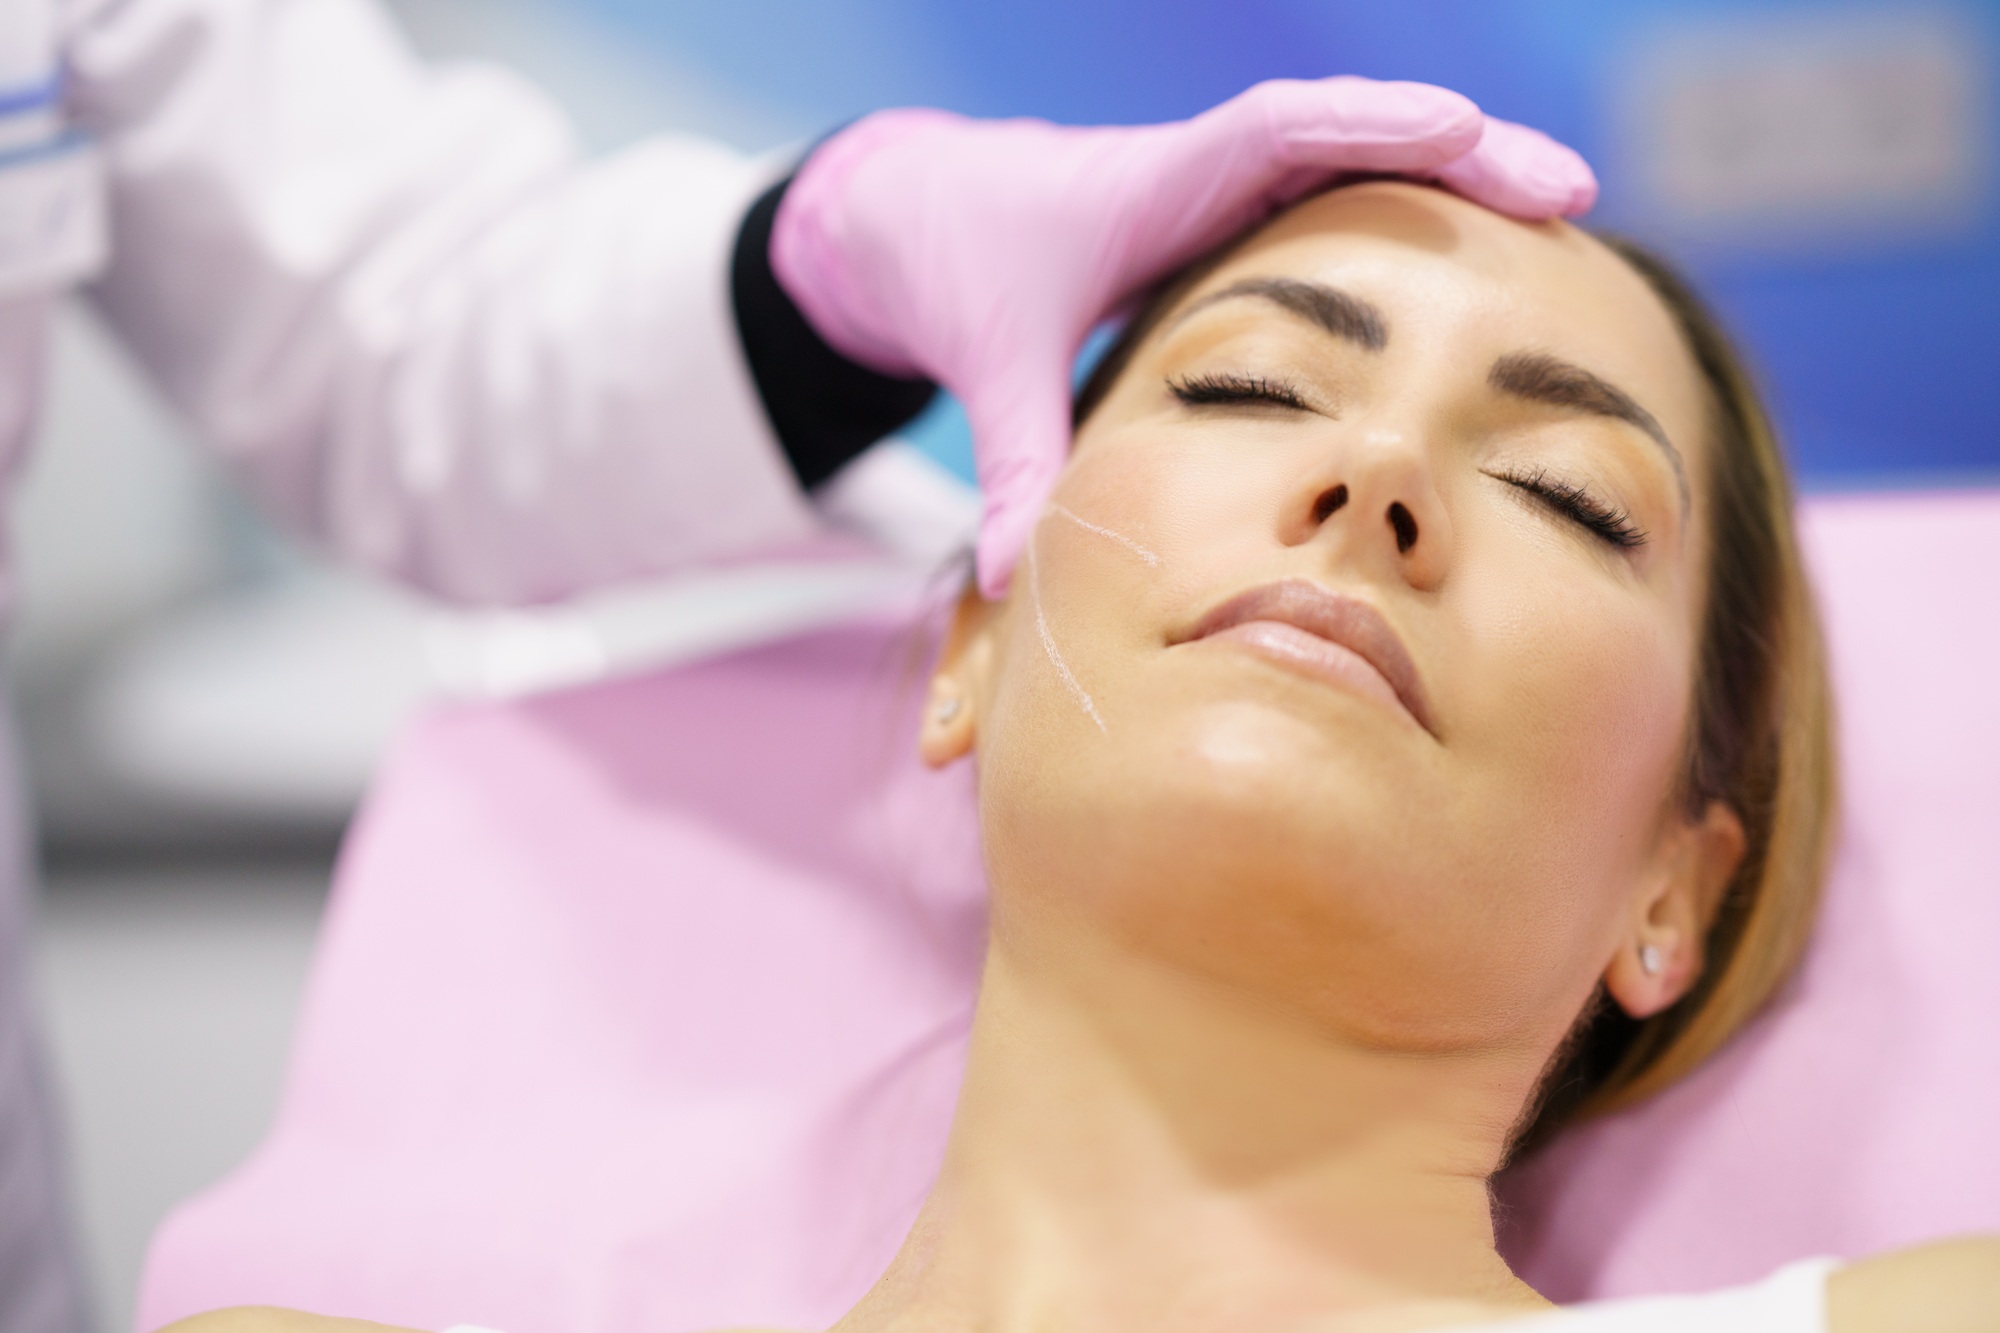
[1173,580,1435,734]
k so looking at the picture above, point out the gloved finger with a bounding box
[1209,76,1486,176]
[1102,77,1487,295]
[1430,115,1598,219]
[965,376,1075,599]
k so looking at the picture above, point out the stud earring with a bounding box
[1639,944,1663,976]
[933,697,962,725]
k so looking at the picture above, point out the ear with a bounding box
[919,581,1000,769]
[1603,799,1748,1020]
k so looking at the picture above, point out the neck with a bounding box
[834,910,1551,1333]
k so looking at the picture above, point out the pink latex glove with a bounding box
[771,77,1597,596]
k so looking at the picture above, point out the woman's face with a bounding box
[929,182,1743,1056]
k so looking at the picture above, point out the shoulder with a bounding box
[1829,1236,2000,1333]
[157,1308,428,1333]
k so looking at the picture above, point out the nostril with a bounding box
[1312,484,1349,525]
[1387,502,1419,553]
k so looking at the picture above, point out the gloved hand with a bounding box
[771,77,1596,596]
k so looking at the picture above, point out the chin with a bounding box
[977,661,1523,1042]
[997,721,1474,1020]
[1151,688,1439,845]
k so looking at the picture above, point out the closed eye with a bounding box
[1168,372,1312,412]
[1490,464,1648,549]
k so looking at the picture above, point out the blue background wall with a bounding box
[577,0,2000,492]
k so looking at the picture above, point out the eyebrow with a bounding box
[1488,351,1689,511]
[1171,277,1389,352]
[1164,278,1688,513]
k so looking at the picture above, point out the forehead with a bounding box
[1149,182,1709,464]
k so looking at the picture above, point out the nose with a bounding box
[1279,428,1452,591]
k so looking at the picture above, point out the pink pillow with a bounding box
[136,604,987,1333]
[135,490,2000,1333]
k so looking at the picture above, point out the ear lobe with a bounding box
[1604,799,1747,1020]
[919,583,999,769]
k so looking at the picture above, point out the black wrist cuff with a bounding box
[731,175,938,491]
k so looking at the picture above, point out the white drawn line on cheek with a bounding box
[1047,502,1160,566]
[1029,523,1108,734]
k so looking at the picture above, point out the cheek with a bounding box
[1057,432,1276,577]
[978,434,1282,739]
[1447,530,1696,952]
[969,435,1316,941]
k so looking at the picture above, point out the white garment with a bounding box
[60,0,820,604]
[1,2,828,1328]
[436,1260,1839,1333]
[1448,1258,1838,1331]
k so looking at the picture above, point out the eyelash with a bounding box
[1167,372,1311,411]
[1492,464,1648,549]
[1165,374,1646,551]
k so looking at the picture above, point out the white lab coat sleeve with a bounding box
[59,0,822,606]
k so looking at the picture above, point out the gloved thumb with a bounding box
[965,366,1076,599]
